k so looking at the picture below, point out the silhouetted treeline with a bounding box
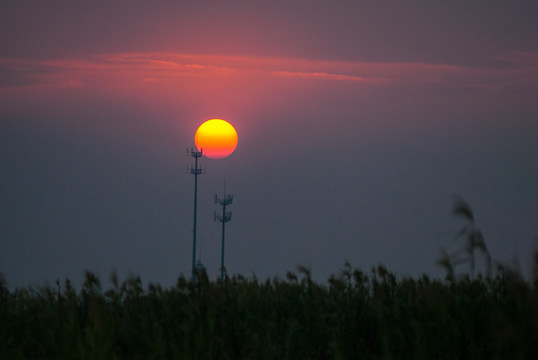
[1,264,537,359]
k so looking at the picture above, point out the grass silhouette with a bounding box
[2,262,538,358]
[438,196,492,280]
[1,199,537,358]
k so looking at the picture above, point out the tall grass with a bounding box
[1,262,537,359]
[1,198,536,358]
[437,196,492,279]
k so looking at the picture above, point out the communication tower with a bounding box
[189,147,203,282]
[214,189,233,281]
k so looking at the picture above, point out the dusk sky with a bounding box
[1,0,537,288]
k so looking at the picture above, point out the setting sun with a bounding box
[195,119,238,159]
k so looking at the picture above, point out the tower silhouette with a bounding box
[214,187,233,281]
[189,148,203,281]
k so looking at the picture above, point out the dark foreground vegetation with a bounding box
[1,263,537,359]
[1,199,536,359]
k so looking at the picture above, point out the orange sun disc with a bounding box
[195,119,238,159]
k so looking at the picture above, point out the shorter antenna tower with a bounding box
[189,147,203,282]
[214,188,233,281]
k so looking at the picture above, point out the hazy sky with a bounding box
[1,0,537,288]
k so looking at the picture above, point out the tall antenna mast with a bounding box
[189,147,203,282]
[214,184,233,281]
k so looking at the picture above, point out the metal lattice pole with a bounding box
[189,148,203,281]
[214,190,233,281]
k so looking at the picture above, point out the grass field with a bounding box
[1,261,537,359]
[2,199,537,358]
